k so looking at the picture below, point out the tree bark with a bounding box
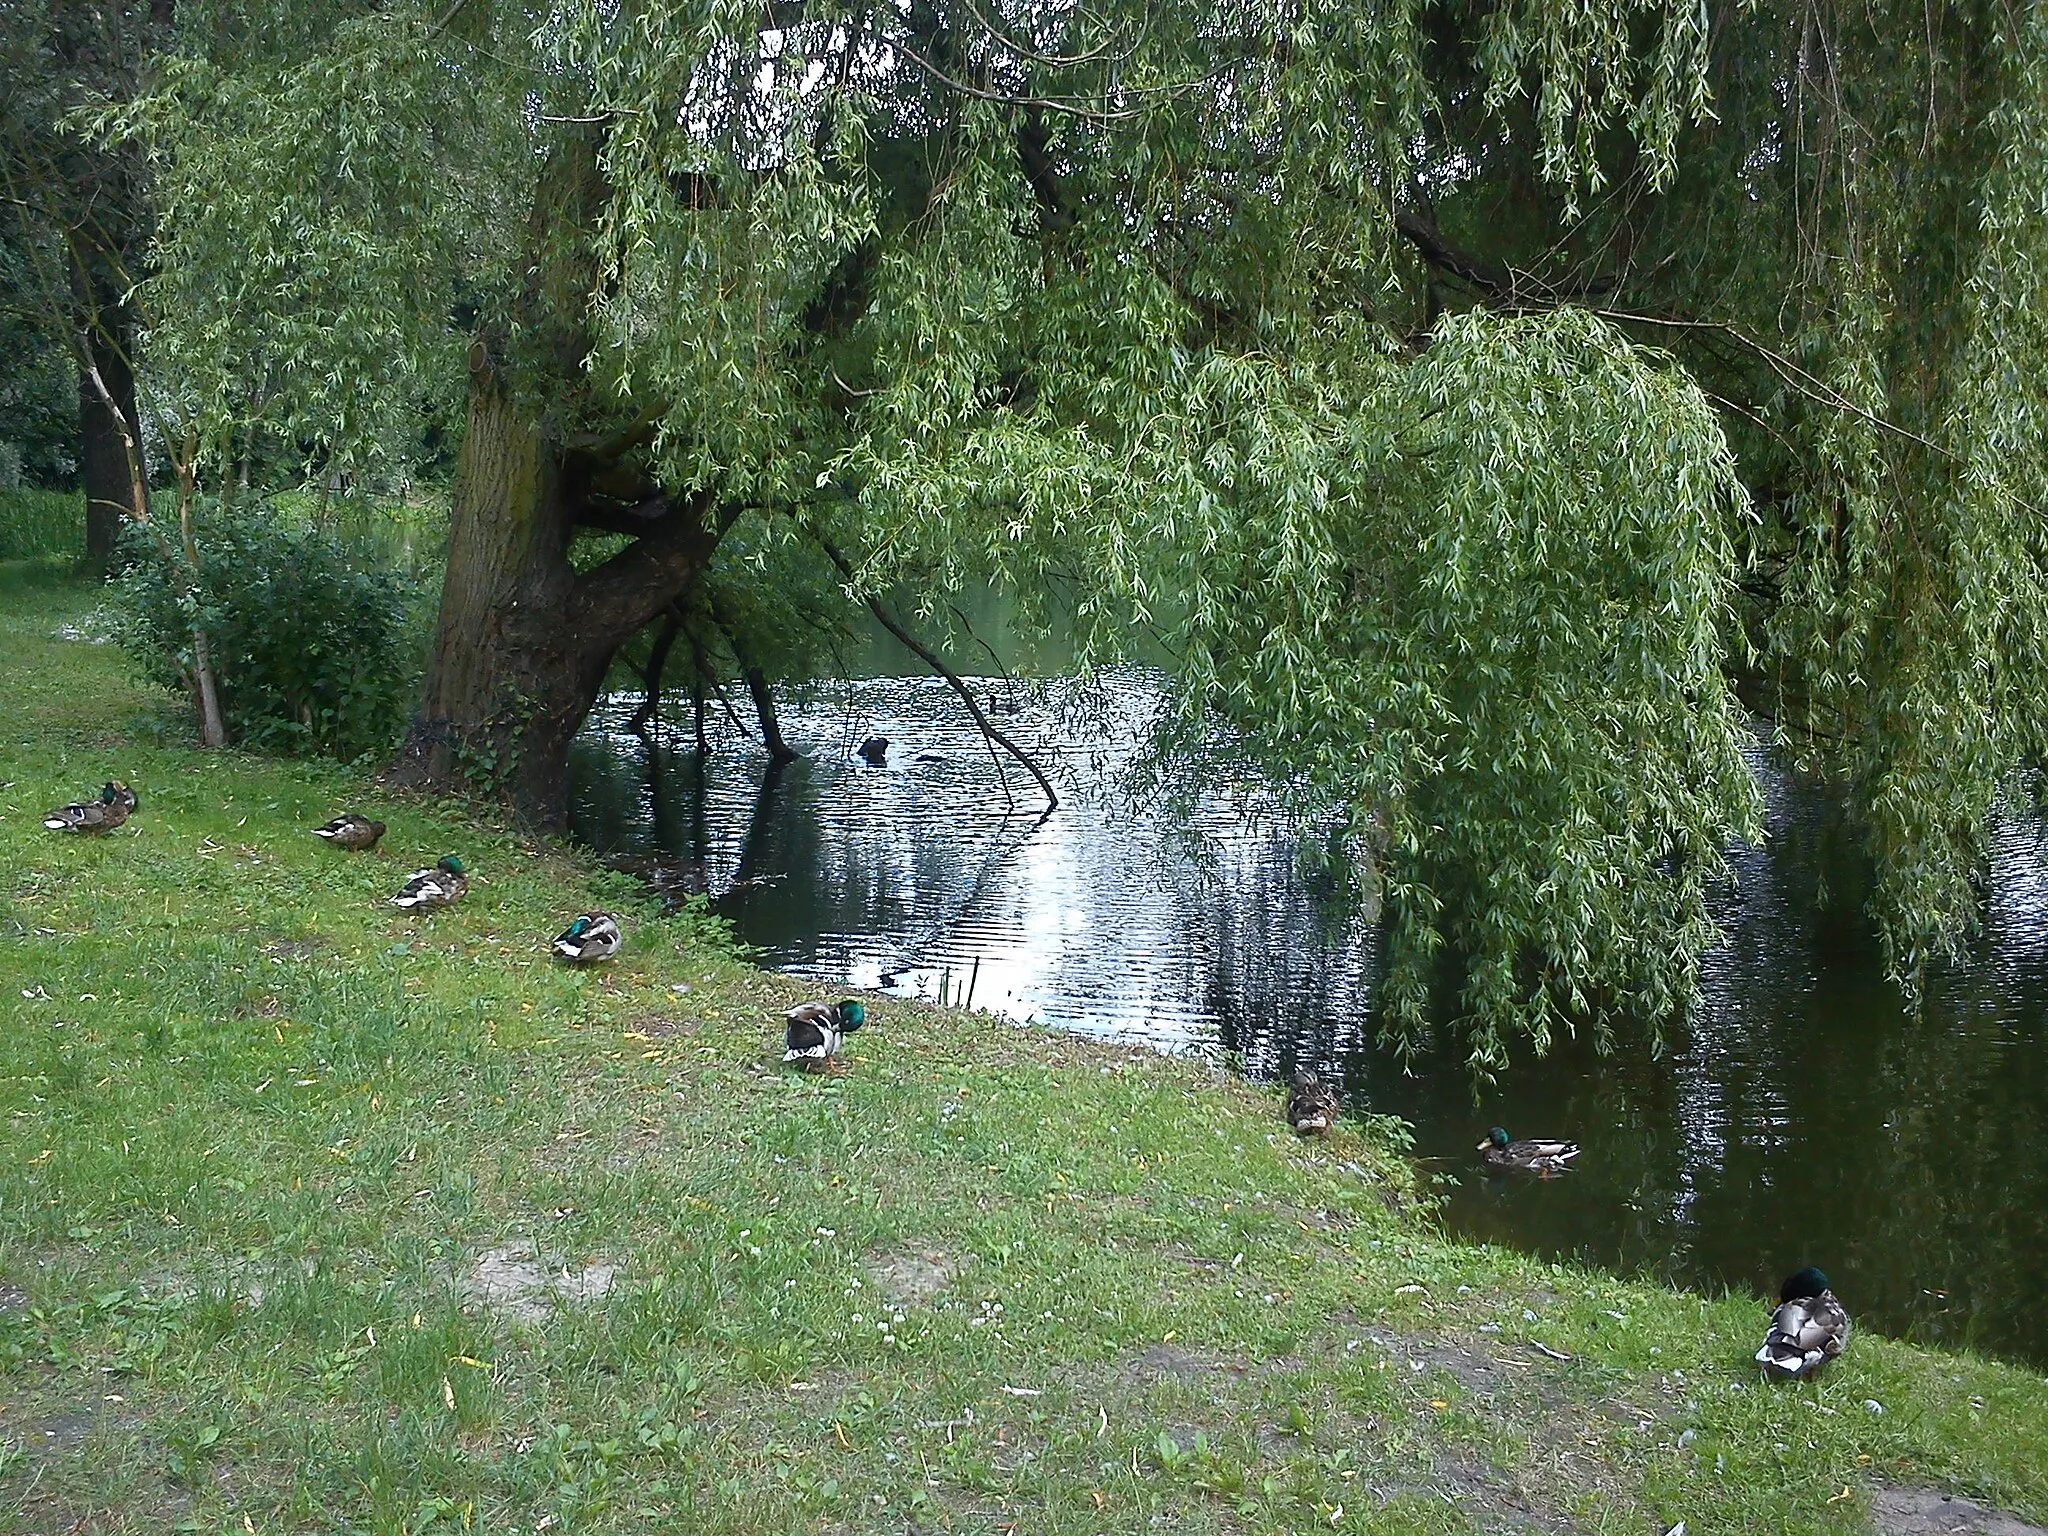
[741,664,795,762]
[74,303,144,569]
[391,344,730,825]
[392,130,737,826]
[707,598,797,761]
[66,249,149,573]
[169,444,228,747]
[626,611,684,736]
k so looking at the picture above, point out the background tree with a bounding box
[0,231,77,490]
[121,0,2048,1063]
[0,1,179,568]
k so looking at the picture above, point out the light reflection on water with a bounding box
[570,672,2048,1369]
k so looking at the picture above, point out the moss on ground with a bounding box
[1,557,2045,1535]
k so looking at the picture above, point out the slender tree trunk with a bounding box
[741,665,795,762]
[627,612,683,736]
[816,532,1058,813]
[73,284,144,570]
[708,600,797,761]
[171,448,228,748]
[688,631,711,756]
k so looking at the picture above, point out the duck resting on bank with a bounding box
[312,812,386,851]
[783,999,865,1073]
[390,855,469,911]
[1285,1071,1340,1136]
[44,780,138,833]
[1477,1126,1580,1177]
[1755,1267,1851,1380]
[552,911,623,964]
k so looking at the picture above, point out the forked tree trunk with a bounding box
[392,346,729,826]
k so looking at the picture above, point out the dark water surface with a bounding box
[570,673,2048,1370]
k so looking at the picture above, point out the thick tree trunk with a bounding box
[73,286,144,570]
[392,347,729,826]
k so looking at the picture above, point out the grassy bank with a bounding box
[1,557,2045,1536]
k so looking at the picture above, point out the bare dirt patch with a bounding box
[1119,1342,1251,1384]
[459,1241,619,1324]
[29,1407,96,1451]
[1872,1488,2048,1536]
[260,935,329,961]
[865,1245,959,1310]
[627,1014,699,1040]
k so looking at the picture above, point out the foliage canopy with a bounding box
[113,0,2048,1063]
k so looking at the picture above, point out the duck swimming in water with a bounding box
[1477,1126,1580,1177]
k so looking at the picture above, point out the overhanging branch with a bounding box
[814,531,1058,815]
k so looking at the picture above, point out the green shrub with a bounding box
[0,488,83,559]
[112,509,424,759]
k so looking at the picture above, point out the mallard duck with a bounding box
[783,998,865,1073]
[312,813,386,851]
[390,855,468,910]
[43,780,138,833]
[1285,1071,1340,1136]
[1477,1126,1580,1177]
[857,736,889,765]
[552,911,623,964]
[1755,1267,1851,1380]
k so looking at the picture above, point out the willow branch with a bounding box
[814,531,1058,814]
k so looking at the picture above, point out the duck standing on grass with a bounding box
[552,912,623,964]
[783,999,865,1073]
[1755,1267,1850,1380]
[1477,1126,1580,1177]
[312,813,386,851]
[44,780,138,833]
[390,855,469,910]
[1285,1071,1340,1136]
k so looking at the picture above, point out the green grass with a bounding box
[1,556,2046,1534]
[0,490,84,561]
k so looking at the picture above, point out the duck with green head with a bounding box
[390,855,468,910]
[552,911,623,964]
[1477,1126,1580,1177]
[1755,1267,1850,1380]
[783,999,865,1073]
[44,780,138,833]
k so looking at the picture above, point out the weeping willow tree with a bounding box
[120,0,2047,1064]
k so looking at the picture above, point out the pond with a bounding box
[570,669,2048,1371]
